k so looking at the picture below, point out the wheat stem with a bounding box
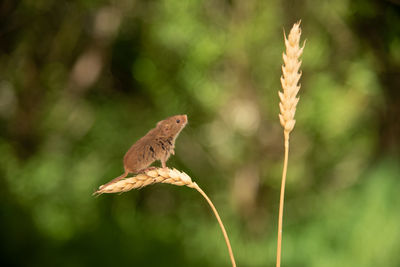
[192,183,236,267]
[94,168,236,267]
[276,133,289,267]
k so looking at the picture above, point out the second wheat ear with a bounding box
[94,168,237,267]
[276,21,305,267]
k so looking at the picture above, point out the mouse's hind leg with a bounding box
[160,152,171,169]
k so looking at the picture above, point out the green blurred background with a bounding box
[1,0,399,266]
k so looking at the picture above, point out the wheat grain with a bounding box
[94,168,195,195]
[279,20,305,136]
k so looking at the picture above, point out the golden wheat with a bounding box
[276,21,305,267]
[279,21,305,137]
[94,167,236,267]
[94,168,195,194]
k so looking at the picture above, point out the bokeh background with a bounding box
[1,0,400,266]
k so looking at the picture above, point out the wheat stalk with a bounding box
[276,21,305,267]
[94,168,236,267]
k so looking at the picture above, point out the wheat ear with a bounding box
[94,168,236,267]
[276,21,305,267]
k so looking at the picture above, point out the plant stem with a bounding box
[276,132,289,267]
[191,182,237,267]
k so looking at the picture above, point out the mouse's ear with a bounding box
[157,120,168,129]
[161,123,170,134]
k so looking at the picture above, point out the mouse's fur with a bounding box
[101,114,187,188]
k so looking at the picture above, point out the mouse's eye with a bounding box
[176,119,180,123]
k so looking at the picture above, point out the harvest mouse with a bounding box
[101,114,188,187]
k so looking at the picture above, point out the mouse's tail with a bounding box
[93,170,129,196]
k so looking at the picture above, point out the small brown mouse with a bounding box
[102,114,188,187]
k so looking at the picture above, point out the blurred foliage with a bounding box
[1,0,399,266]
